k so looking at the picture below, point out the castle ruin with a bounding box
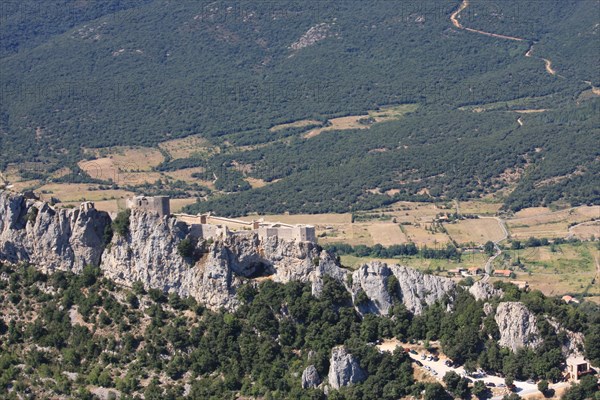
[125,196,170,217]
[123,196,316,243]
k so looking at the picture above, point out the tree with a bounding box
[424,382,452,400]
[472,380,489,399]
[112,209,131,237]
[505,376,514,390]
[537,380,549,396]
[484,241,496,256]
[177,237,195,260]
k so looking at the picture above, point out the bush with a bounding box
[177,237,195,259]
[112,210,131,237]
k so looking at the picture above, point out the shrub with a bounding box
[177,237,195,259]
[112,210,131,237]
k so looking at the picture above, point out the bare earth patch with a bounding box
[158,135,213,160]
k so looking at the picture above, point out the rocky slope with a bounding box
[0,193,111,273]
[495,302,541,352]
[350,261,456,315]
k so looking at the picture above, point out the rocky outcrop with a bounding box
[350,261,456,315]
[0,192,111,273]
[548,319,585,357]
[495,302,541,352]
[328,346,366,389]
[0,192,456,314]
[301,365,321,389]
[469,280,503,301]
[0,192,345,311]
[102,209,345,311]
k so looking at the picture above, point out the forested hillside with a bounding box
[1,0,598,214]
[1,262,599,399]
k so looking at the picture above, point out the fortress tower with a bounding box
[125,196,170,217]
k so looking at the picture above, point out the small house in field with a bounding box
[493,269,512,278]
[566,356,592,382]
[447,268,465,276]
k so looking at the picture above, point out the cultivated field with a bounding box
[158,135,213,160]
[445,218,505,244]
[78,146,164,185]
[507,205,599,239]
[37,183,134,203]
[493,242,599,297]
[367,223,408,246]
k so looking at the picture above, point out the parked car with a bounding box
[526,379,535,384]
[444,360,453,367]
[432,356,439,362]
[498,383,506,388]
[410,349,418,355]
[415,360,423,366]
[486,382,496,387]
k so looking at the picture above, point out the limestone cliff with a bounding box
[469,280,503,301]
[495,302,541,352]
[0,192,111,273]
[350,261,456,315]
[328,346,367,389]
[0,192,345,311]
[101,208,345,311]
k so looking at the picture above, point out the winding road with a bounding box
[450,0,559,77]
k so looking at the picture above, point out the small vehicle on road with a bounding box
[486,382,495,387]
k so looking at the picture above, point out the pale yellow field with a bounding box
[36,183,134,203]
[170,198,198,213]
[164,167,215,189]
[402,225,450,245]
[304,104,418,139]
[457,201,502,215]
[245,177,270,189]
[570,222,599,240]
[78,147,165,185]
[158,135,213,160]
[445,218,505,244]
[81,146,164,171]
[367,223,408,245]
[507,205,599,239]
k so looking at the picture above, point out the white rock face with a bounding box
[101,209,345,311]
[469,280,503,301]
[0,192,111,273]
[0,192,346,311]
[301,365,321,389]
[328,346,367,389]
[495,302,541,352]
[0,193,456,314]
[350,261,456,315]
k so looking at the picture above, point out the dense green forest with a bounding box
[1,0,598,214]
[0,262,599,399]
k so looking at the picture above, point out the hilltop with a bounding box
[0,0,598,214]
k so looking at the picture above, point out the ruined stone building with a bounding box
[125,196,170,217]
